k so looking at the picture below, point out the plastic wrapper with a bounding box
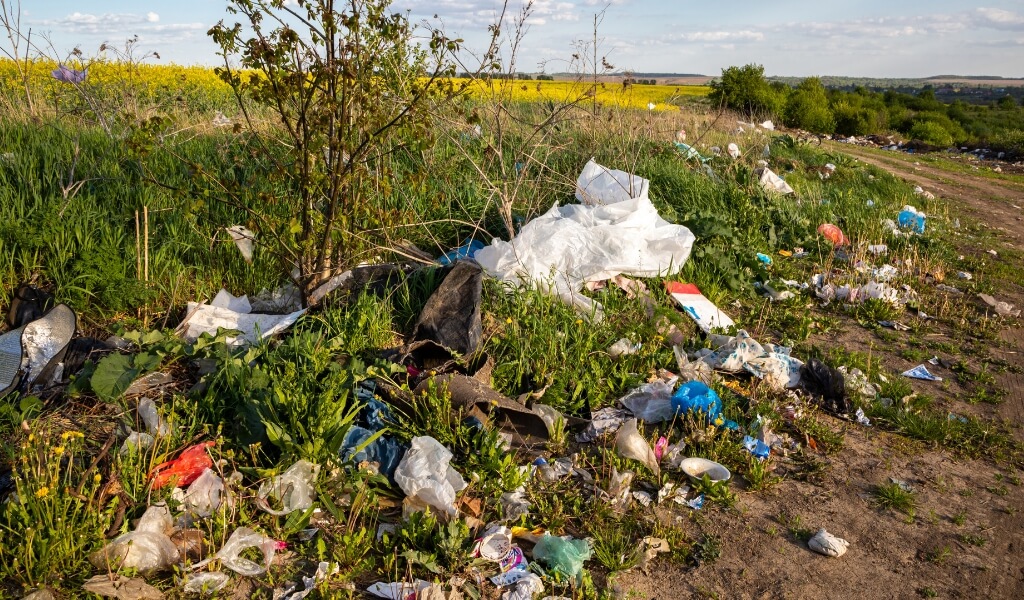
[138,397,171,437]
[366,580,431,599]
[614,419,659,476]
[500,572,544,600]
[758,168,794,195]
[817,223,850,246]
[727,143,741,159]
[257,460,318,516]
[393,437,467,517]
[671,381,723,423]
[532,534,592,580]
[191,527,281,576]
[82,574,165,600]
[89,505,180,573]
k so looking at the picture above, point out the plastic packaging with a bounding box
[607,338,640,358]
[897,206,926,234]
[257,460,318,516]
[393,436,467,517]
[90,505,180,573]
[614,419,660,476]
[475,160,695,318]
[366,580,431,599]
[182,571,231,595]
[138,397,171,437]
[742,436,770,460]
[802,359,850,415]
[758,168,794,195]
[619,381,676,423]
[665,282,735,333]
[501,572,544,600]
[192,527,282,576]
[727,143,741,159]
[82,574,165,600]
[808,528,849,557]
[182,468,227,518]
[671,381,722,423]
[902,365,942,381]
[150,442,215,489]
[532,534,592,580]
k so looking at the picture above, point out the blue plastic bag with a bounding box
[438,240,486,266]
[671,381,722,422]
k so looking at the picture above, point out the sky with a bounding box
[16,1,1024,78]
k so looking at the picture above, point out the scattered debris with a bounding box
[679,457,731,483]
[902,365,942,381]
[808,529,849,558]
[82,575,165,600]
[898,206,926,234]
[615,418,660,475]
[757,167,794,195]
[177,289,305,346]
[394,436,467,517]
[817,223,850,246]
[225,225,255,263]
[979,294,1021,317]
[665,282,734,333]
[257,460,318,516]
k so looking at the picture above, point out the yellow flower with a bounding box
[505,317,513,324]
[61,431,84,440]
[93,473,102,485]
[575,319,583,325]
[27,434,34,443]
[53,446,65,457]
[35,487,50,498]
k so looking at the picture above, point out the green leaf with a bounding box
[91,353,140,402]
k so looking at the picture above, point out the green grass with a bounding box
[873,482,917,517]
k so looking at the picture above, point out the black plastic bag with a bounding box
[801,358,850,415]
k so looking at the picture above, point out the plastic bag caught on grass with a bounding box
[89,505,180,573]
[191,527,282,577]
[619,381,676,423]
[532,534,592,580]
[182,468,227,518]
[366,580,432,599]
[574,158,649,206]
[181,571,230,596]
[150,442,215,489]
[614,419,660,476]
[82,574,165,600]
[671,381,723,425]
[138,397,170,437]
[257,460,319,516]
[393,437,467,517]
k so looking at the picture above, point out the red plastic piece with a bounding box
[149,441,215,489]
[817,223,850,246]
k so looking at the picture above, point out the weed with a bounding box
[960,533,987,547]
[919,587,938,598]
[952,510,967,526]
[923,545,951,564]
[591,517,644,573]
[693,475,737,509]
[692,534,722,566]
[777,512,814,542]
[874,482,917,517]
[743,455,782,491]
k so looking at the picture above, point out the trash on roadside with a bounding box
[757,167,794,195]
[181,571,231,596]
[394,436,467,517]
[607,338,641,358]
[897,206,926,234]
[575,407,628,443]
[665,282,734,333]
[137,397,171,437]
[902,365,942,381]
[438,239,486,266]
[675,142,708,163]
[671,381,723,425]
[742,436,770,460]
[868,244,887,255]
[177,289,305,346]
[979,294,1021,317]
[615,418,660,475]
[817,223,850,246]
[90,505,180,573]
[660,441,687,469]
[619,380,676,423]
[878,320,910,331]
[727,143,741,159]
[913,186,935,200]
[808,528,849,558]
[366,580,432,599]
[225,225,255,263]
[760,120,775,131]
[257,460,319,516]
[958,271,972,281]
[532,534,592,581]
[472,525,527,573]
[802,359,850,415]
[855,408,871,426]
[679,457,731,484]
[180,468,227,518]
[475,160,695,318]
[1,302,77,397]
[191,527,283,576]
[692,331,803,391]
[936,284,963,295]
[150,442,216,489]
[638,536,670,571]
[82,574,165,600]
[819,163,836,179]
[500,489,531,521]
[756,253,772,266]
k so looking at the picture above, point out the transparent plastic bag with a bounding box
[182,468,226,518]
[532,534,592,580]
[257,460,318,516]
[191,527,281,577]
[614,419,659,476]
[89,505,180,573]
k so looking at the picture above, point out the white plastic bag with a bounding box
[138,397,171,437]
[808,528,849,557]
[90,505,180,573]
[192,527,280,577]
[614,419,660,476]
[574,158,649,206]
[758,168,794,195]
[257,460,318,516]
[727,143,741,159]
[366,580,432,599]
[476,160,694,318]
[393,437,467,517]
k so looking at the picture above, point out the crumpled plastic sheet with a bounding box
[179,288,305,346]
[500,572,544,600]
[758,168,794,195]
[191,527,281,577]
[90,505,180,573]
[138,397,171,437]
[475,159,695,319]
[694,330,803,391]
[902,365,942,381]
[83,574,165,600]
[341,381,405,479]
[181,467,227,518]
[619,380,676,423]
[532,534,592,580]
[20,304,76,386]
[276,561,339,600]
[808,528,849,557]
[393,436,467,517]
[257,460,319,516]
[366,579,432,599]
[182,571,231,596]
[226,225,255,263]
[575,407,628,443]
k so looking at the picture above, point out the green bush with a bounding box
[908,121,954,147]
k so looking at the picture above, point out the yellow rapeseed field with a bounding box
[455,78,709,111]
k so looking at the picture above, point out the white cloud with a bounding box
[974,7,1024,30]
[146,12,160,23]
[677,30,764,43]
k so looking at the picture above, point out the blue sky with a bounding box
[19,1,1024,77]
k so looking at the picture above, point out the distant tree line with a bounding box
[709,64,1024,153]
